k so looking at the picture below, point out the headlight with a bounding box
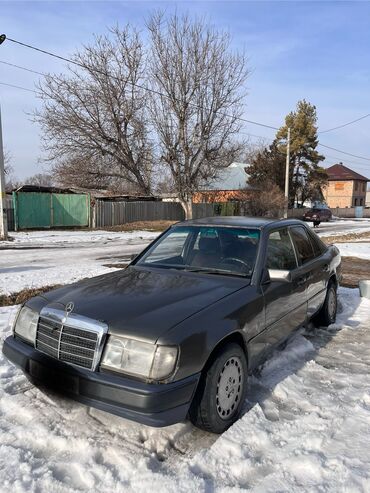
[101,336,178,381]
[13,306,39,344]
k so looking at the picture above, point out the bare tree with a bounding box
[53,154,146,194]
[35,26,153,195]
[4,149,13,177]
[24,172,55,187]
[148,13,249,218]
[246,182,286,218]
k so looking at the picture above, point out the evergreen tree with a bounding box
[248,100,328,207]
[276,99,327,206]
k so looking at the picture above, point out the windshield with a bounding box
[135,226,260,277]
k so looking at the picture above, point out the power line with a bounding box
[0,81,37,93]
[321,153,370,170]
[0,59,44,76]
[318,143,370,163]
[319,113,370,134]
[3,35,370,167]
[2,36,280,131]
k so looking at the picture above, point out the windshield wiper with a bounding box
[184,267,249,278]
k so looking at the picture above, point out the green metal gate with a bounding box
[13,191,90,230]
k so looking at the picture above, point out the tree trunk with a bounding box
[180,199,193,220]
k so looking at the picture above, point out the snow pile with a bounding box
[1,287,370,492]
[190,288,370,491]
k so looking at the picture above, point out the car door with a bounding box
[289,225,328,319]
[261,227,308,350]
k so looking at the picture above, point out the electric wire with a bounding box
[2,36,370,169]
[2,37,280,131]
[319,113,370,134]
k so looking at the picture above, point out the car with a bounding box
[3,217,341,434]
[303,207,332,224]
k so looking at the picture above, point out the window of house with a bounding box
[360,198,363,206]
[266,229,297,271]
[354,198,358,206]
[355,181,358,191]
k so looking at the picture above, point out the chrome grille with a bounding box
[35,308,108,371]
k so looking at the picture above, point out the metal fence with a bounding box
[13,191,90,230]
[94,200,185,227]
[93,200,222,228]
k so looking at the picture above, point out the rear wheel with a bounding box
[314,282,337,327]
[189,342,247,434]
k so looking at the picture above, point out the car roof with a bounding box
[174,216,305,229]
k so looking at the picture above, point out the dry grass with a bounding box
[322,231,370,244]
[103,220,177,232]
[0,285,62,307]
[102,263,128,269]
[340,257,370,289]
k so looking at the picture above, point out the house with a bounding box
[323,163,369,208]
[192,162,257,203]
[366,189,370,208]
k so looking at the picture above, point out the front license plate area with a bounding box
[29,360,79,395]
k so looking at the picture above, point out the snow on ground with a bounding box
[315,219,370,238]
[0,229,158,246]
[334,242,370,260]
[1,227,370,491]
[1,288,370,492]
[0,230,159,295]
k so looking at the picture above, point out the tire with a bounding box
[189,342,247,434]
[313,282,337,327]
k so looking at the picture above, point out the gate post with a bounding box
[12,191,18,232]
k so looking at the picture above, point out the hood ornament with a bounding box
[65,302,74,315]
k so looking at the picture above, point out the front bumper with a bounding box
[2,336,200,427]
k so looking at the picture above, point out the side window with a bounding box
[266,229,297,271]
[307,230,326,257]
[290,227,315,264]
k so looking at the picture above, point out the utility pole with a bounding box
[284,127,291,219]
[0,103,8,240]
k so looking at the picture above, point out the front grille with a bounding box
[36,316,99,370]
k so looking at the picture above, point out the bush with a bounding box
[246,184,286,218]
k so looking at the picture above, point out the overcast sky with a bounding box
[1,0,370,181]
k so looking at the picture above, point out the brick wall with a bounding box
[323,180,353,208]
[323,180,367,208]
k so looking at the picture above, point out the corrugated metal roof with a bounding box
[326,163,369,181]
[204,162,253,191]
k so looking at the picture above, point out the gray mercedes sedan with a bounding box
[3,217,341,433]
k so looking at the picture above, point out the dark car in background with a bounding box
[3,217,341,434]
[303,207,332,223]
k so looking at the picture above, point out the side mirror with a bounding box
[268,269,291,283]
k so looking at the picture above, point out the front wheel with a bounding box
[189,342,247,434]
[314,283,337,327]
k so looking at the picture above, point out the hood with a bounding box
[35,266,249,342]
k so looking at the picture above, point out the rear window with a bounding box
[290,226,315,264]
[307,230,327,257]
